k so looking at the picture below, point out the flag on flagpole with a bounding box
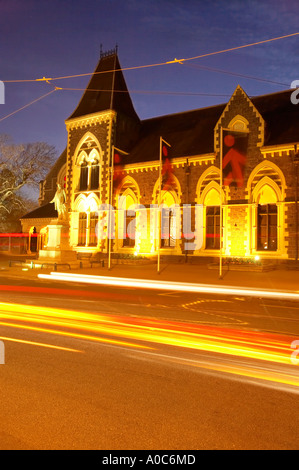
[108,146,128,269]
[111,146,128,192]
[222,130,248,188]
[157,137,172,274]
[160,138,174,191]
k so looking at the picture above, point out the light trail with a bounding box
[0,335,82,353]
[0,321,154,351]
[39,272,299,301]
[0,301,297,365]
[0,283,135,302]
[1,298,298,389]
[151,354,299,390]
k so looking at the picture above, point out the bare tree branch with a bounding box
[0,135,57,231]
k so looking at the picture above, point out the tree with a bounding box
[0,135,57,231]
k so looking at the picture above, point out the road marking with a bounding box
[181,300,248,326]
[158,292,181,297]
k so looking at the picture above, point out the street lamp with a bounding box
[292,145,299,262]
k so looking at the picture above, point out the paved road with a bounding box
[1,272,299,335]
[0,273,299,449]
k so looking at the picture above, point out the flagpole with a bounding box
[219,126,223,279]
[108,145,115,270]
[107,52,117,270]
[157,136,162,274]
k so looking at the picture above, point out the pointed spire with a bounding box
[67,48,139,122]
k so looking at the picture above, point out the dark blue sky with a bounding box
[1,0,299,157]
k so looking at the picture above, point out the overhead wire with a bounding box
[181,63,290,88]
[0,31,298,122]
[58,87,232,97]
[2,31,299,84]
[0,89,57,123]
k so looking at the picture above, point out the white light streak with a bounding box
[38,272,299,300]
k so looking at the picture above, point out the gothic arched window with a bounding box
[79,161,88,191]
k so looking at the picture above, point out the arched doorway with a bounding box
[29,226,38,253]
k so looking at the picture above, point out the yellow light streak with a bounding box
[0,320,154,351]
[0,301,296,367]
[169,357,299,388]
[0,335,82,353]
[206,364,299,388]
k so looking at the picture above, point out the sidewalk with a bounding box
[1,254,299,293]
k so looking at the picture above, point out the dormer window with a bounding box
[228,115,249,133]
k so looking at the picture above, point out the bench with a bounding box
[77,252,92,268]
[9,259,33,268]
[89,253,105,268]
[40,262,71,271]
[90,258,105,268]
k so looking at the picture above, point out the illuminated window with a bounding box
[79,162,88,191]
[161,209,176,248]
[123,214,135,247]
[160,190,177,249]
[78,213,87,246]
[257,204,277,251]
[206,206,220,249]
[118,192,137,248]
[89,212,98,246]
[90,163,100,190]
[29,226,38,253]
[76,146,101,192]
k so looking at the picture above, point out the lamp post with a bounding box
[293,145,299,262]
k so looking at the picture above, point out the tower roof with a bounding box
[67,51,139,122]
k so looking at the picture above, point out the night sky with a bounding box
[1,0,299,158]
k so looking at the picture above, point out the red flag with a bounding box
[113,151,124,190]
[222,130,248,188]
[161,140,174,191]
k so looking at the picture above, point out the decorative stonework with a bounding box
[65,110,116,131]
[214,85,265,153]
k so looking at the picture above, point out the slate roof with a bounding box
[43,147,67,191]
[126,103,226,164]
[67,54,139,123]
[20,202,57,220]
[125,89,299,165]
[68,52,299,164]
[23,51,299,221]
[251,89,299,146]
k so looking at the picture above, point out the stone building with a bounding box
[21,48,299,263]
